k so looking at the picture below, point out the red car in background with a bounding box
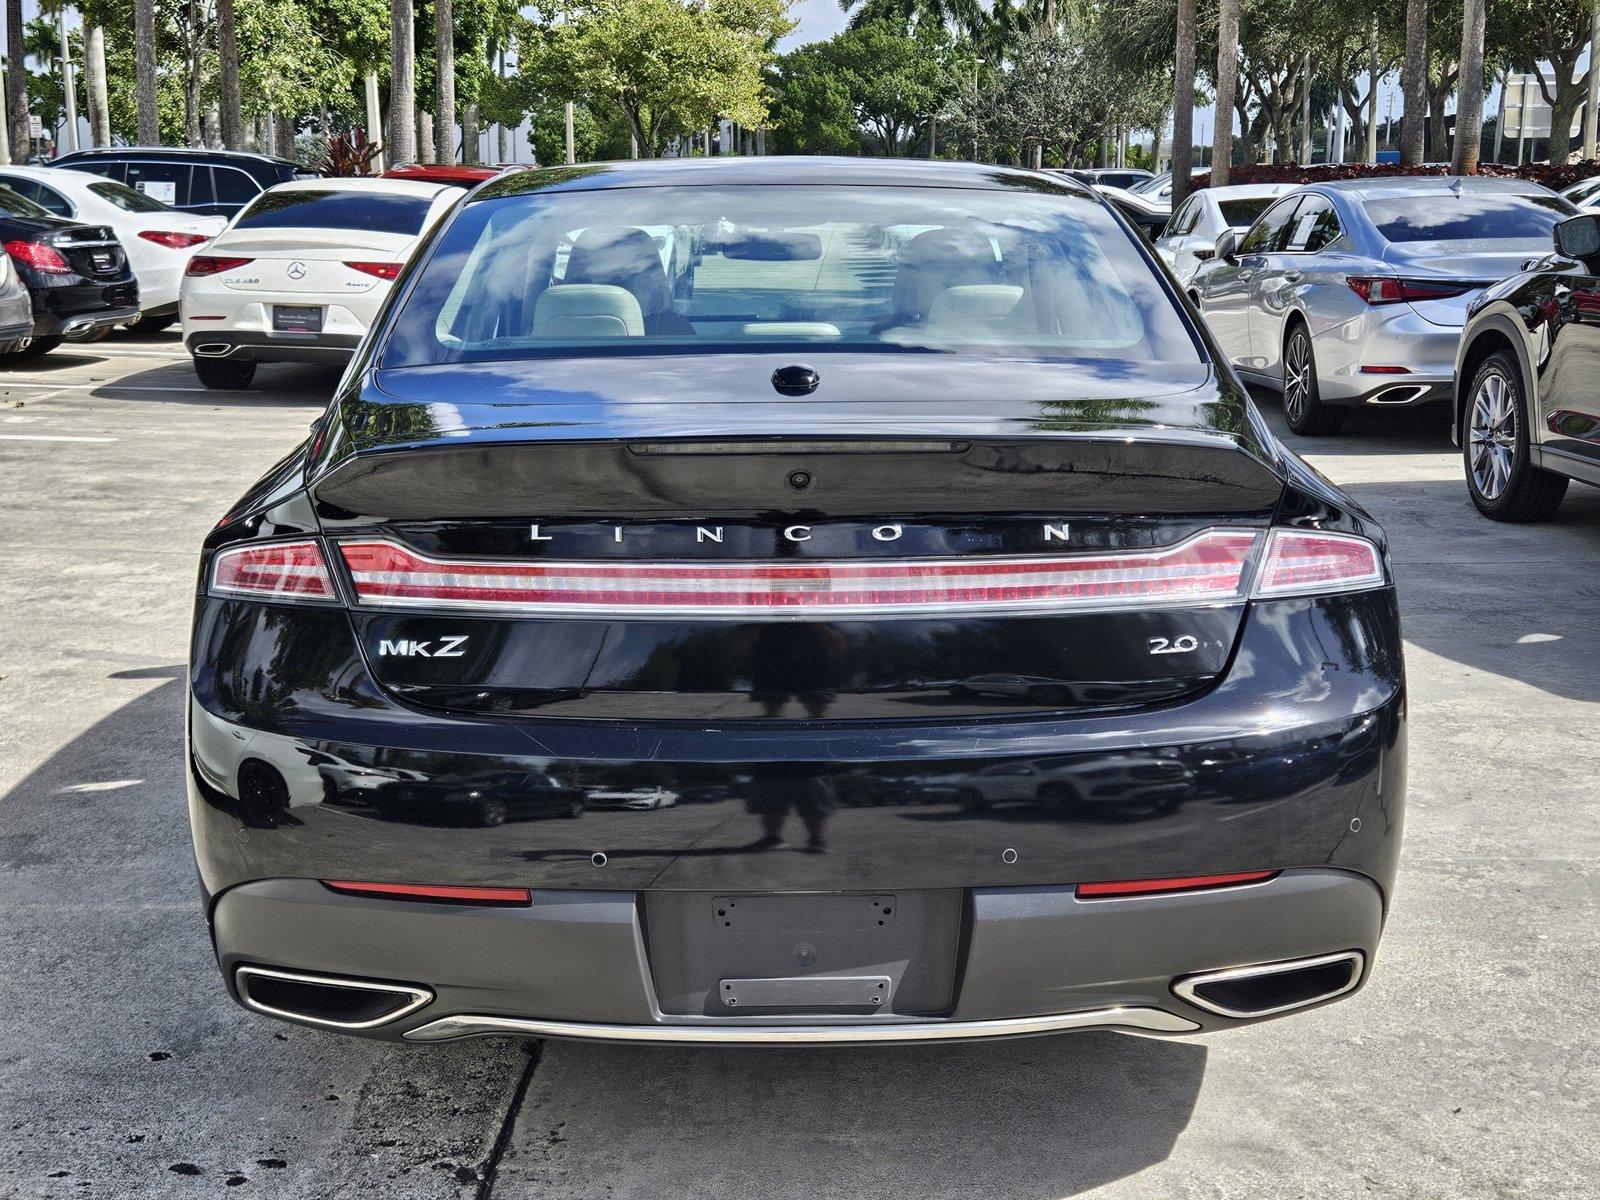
[381,164,527,189]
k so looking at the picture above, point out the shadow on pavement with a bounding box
[91,360,340,407]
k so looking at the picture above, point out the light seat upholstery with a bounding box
[532,284,645,338]
[926,285,1025,335]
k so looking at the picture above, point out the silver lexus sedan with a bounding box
[1192,176,1575,434]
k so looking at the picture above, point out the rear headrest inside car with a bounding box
[532,284,644,338]
[926,285,1024,334]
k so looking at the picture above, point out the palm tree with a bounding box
[1453,0,1486,172]
[435,0,455,162]
[1171,0,1196,208]
[217,0,242,149]
[1212,0,1239,185]
[389,0,417,163]
[83,19,111,146]
[1399,0,1427,165]
[6,0,27,156]
[134,0,159,142]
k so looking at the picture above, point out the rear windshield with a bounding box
[1363,193,1573,242]
[235,189,432,235]
[380,182,1198,367]
[1218,198,1274,228]
[88,180,170,213]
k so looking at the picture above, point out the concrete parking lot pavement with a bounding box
[1,338,1596,1198]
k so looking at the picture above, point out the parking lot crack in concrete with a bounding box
[474,1039,543,1200]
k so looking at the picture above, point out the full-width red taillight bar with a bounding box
[1075,871,1278,898]
[337,531,1264,617]
[322,880,532,905]
[210,530,1384,611]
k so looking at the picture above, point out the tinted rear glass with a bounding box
[1363,193,1573,242]
[88,180,169,213]
[379,183,1199,367]
[1218,198,1273,227]
[236,189,431,235]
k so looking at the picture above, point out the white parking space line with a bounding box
[0,381,220,393]
[0,433,117,442]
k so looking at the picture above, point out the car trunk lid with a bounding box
[310,355,1286,720]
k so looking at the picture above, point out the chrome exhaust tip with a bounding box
[1172,950,1364,1019]
[1366,385,1429,406]
[193,343,233,357]
[234,965,432,1030]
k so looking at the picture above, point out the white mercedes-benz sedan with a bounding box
[180,177,459,389]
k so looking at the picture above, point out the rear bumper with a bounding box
[185,330,362,365]
[1313,306,1460,407]
[213,868,1384,1042]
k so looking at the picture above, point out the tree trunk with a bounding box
[1212,0,1239,185]
[0,49,10,164]
[216,0,242,149]
[434,0,455,162]
[185,0,204,147]
[1428,80,1451,161]
[1548,88,1583,164]
[418,112,434,163]
[1365,21,1380,164]
[1170,0,1196,208]
[135,0,159,142]
[462,101,479,163]
[1453,0,1486,172]
[389,0,417,163]
[1400,0,1427,165]
[7,0,29,154]
[85,25,111,147]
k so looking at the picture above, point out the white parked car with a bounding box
[1558,176,1600,208]
[1156,183,1302,285]
[0,163,224,331]
[180,177,459,389]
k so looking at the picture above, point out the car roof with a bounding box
[1202,183,1301,200]
[260,177,454,199]
[469,155,1096,202]
[1314,175,1549,200]
[52,146,303,169]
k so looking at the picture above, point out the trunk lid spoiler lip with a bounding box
[309,359,1279,485]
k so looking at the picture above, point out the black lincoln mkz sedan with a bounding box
[188,158,1405,1045]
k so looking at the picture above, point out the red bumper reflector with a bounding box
[337,530,1263,617]
[322,880,532,905]
[1075,871,1277,898]
[1358,365,1412,375]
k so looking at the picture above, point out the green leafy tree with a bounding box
[767,41,860,154]
[526,0,794,158]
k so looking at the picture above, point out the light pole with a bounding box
[58,8,79,153]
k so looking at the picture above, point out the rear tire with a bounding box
[137,314,178,333]
[194,356,256,390]
[17,336,61,358]
[1463,351,1568,522]
[1282,323,1346,436]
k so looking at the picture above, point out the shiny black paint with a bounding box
[189,584,1404,902]
[0,212,138,335]
[1456,259,1600,488]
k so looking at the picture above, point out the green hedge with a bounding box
[1195,160,1600,192]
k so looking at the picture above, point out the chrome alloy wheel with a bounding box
[1284,330,1311,424]
[1468,369,1518,501]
